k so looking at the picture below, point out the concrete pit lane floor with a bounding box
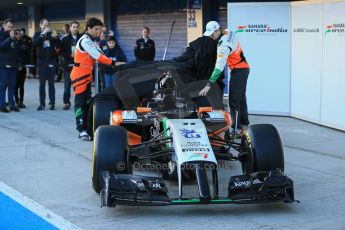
[0,79,345,230]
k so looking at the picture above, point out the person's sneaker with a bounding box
[49,104,55,110]
[37,105,45,111]
[78,131,92,141]
[17,103,26,109]
[0,107,10,113]
[62,103,70,110]
[10,106,20,112]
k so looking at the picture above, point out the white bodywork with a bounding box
[165,119,217,165]
[166,119,218,197]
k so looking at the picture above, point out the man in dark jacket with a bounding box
[32,18,60,111]
[59,21,81,110]
[0,19,21,112]
[134,27,155,61]
[174,21,223,107]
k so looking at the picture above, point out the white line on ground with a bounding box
[0,181,80,230]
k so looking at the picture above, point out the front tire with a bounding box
[92,99,121,136]
[92,126,130,193]
[241,124,284,174]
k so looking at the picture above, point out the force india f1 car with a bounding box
[90,66,296,207]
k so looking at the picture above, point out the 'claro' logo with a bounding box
[235,24,288,34]
[324,24,345,37]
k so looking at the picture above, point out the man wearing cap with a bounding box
[199,29,250,137]
[176,21,222,82]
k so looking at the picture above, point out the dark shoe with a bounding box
[55,75,62,82]
[10,106,20,112]
[49,104,55,110]
[4,102,9,107]
[37,105,45,111]
[1,107,10,113]
[17,103,26,109]
[62,103,70,110]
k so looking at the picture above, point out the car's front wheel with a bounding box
[92,125,131,193]
[240,124,284,174]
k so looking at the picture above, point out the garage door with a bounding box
[42,0,85,33]
[115,12,187,61]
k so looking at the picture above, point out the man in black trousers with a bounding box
[32,18,60,111]
[59,21,81,110]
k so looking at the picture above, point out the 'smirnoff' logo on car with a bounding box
[180,129,201,138]
[188,152,208,160]
[235,24,288,34]
[324,24,345,37]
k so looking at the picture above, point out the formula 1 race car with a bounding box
[90,65,296,207]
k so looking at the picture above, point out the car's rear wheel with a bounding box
[92,99,121,135]
[92,126,130,193]
[240,124,284,174]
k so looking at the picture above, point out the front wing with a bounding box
[98,170,296,207]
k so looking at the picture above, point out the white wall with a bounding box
[228,3,291,115]
[321,2,345,130]
[291,3,323,123]
[228,1,345,131]
[291,1,345,131]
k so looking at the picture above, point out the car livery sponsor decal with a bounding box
[234,179,264,188]
[136,181,163,189]
[188,152,208,160]
[242,131,252,148]
[180,128,201,138]
[181,141,207,147]
[182,148,211,152]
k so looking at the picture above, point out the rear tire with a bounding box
[92,99,120,135]
[92,126,130,193]
[241,124,284,174]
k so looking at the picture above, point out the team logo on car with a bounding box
[180,129,201,138]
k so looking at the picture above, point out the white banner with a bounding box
[321,2,345,130]
[228,3,291,115]
[291,3,323,123]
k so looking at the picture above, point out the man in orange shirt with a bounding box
[70,18,116,140]
[199,29,250,136]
